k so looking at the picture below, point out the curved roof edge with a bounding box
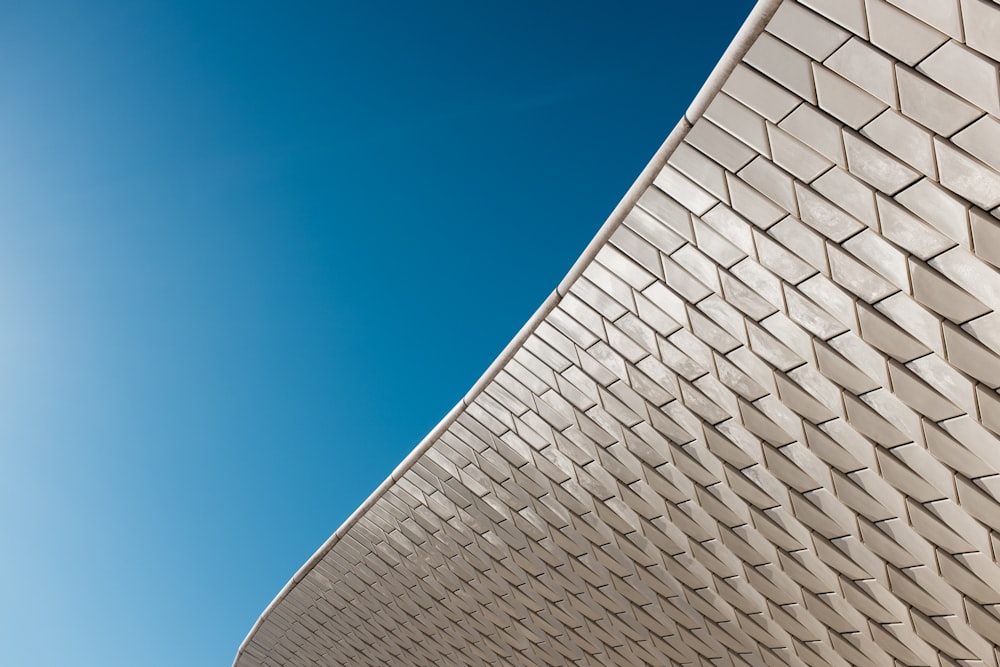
[232,1,783,663]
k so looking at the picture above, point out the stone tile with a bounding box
[813,167,878,228]
[895,178,970,247]
[799,0,869,37]
[766,122,833,182]
[843,132,920,195]
[861,109,936,178]
[886,0,964,39]
[866,0,949,65]
[765,1,851,60]
[738,157,797,215]
[813,64,888,130]
[952,115,1000,175]
[704,93,771,159]
[895,65,983,137]
[654,164,717,216]
[961,0,1000,62]
[795,182,866,241]
[910,257,991,323]
[825,38,898,107]
[745,32,817,104]
[918,40,1000,116]
[685,119,757,172]
[722,63,801,123]
[934,138,1000,210]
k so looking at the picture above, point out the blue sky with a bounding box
[0,2,752,664]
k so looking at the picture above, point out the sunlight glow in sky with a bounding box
[0,2,753,664]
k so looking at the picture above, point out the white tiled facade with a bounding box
[234,1,1000,665]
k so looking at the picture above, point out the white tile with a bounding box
[825,38,898,107]
[704,93,771,158]
[767,122,833,182]
[765,1,850,60]
[813,167,878,227]
[813,63,887,129]
[861,109,936,177]
[886,0,964,39]
[800,0,870,37]
[961,0,1000,62]
[722,63,801,123]
[876,194,956,260]
[685,119,757,172]
[843,132,921,194]
[952,116,1000,173]
[653,164,717,216]
[795,183,867,241]
[934,138,1000,210]
[738,156,797,215]
[745,32,817,104]
[895,65,982,137]
[866,0,949,66]
[778,103,846,167]
[896,178,971,247]
[918,41,1000,116]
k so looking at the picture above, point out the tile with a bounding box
[918,40,1000,116]
[623,206,687,255]
[843,131,920,195]
[825,38,898,107]
[963,311,1000,352]
[861,109,936,178]
[654,164,717,216]
[842,229,910,292]
[726,173,788,228]
[702,205,756,257]
[800,273,859,332]
[738,156,797,215]
[745,32,817,104]
[795,182,866,241]
[813,167,878,228]
[876,292,944,356]
[910,257,991,323]
[952,115,1000,174]
[704,92,772,159]
[886,0,964,38]
[692,216,746,268]
[813,64,888,130]
[961,0,1000,62]
[829,244,898,302]
[908,353,977,415]
[929,246,1000,311]
[769,214,831,275]
[866,0,949,65]
[685,119,757,172]
[799,0,870,37]
[858,301,931,362]
[778,103,847,168]
[895,178,970,247]
[722,63,801,123]
[934,138,1000,210]
[668,143,731,204]
[971,208,1000,268]
[943,321,1000,388]
[887,360,962,421]
[638,185,695,243]
[765,1,850,60]
[895,65,983,137]
[754,228,817,284]
[766,122,833,182]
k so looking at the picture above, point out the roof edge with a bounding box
[232,1,783,663]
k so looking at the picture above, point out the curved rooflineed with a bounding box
[235,0,1000,665]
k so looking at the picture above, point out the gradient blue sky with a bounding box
[0,2,752,665]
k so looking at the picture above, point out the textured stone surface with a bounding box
[234,2,1000,666]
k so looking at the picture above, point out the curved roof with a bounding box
[234,1,1000,665]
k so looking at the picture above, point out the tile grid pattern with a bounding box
[235,1,1000,665]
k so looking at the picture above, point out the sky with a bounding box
[0,1,753,665]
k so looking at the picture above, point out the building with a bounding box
[234,1,1000,665]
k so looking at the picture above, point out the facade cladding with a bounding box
[235,1,1000,665]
